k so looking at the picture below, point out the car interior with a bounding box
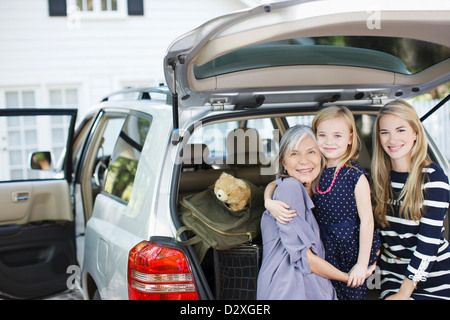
[177,111,374,200]
[175,108,380,299]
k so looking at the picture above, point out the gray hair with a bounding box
[277,125,324,191]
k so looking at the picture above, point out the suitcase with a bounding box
[213,244,262,300]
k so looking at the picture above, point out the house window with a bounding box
[1,90,39,180]
[76,0,118,12]
[77,0,93,11]
[102,0,118,11]
[5,90,36,108]
[50,0,144,17]
[0,88,77,181]
[49,87,78,161]
[72,0,124,17]
[5,115,39,180]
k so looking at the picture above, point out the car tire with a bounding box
[92,289,102,300]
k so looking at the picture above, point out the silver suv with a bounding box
[0,0,448,300]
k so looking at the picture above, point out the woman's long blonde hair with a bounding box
[371,100,430,227]
[311,105,360,168]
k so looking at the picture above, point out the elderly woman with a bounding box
[257,125,368,300]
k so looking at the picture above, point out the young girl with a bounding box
[265,106,380,300]
[372,100,450,300]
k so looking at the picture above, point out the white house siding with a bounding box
[0,0,247,117]
[1,1,447,181]
[414,99,450,163]
[0,0,248,181]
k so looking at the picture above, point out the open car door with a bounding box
[0,108,77,299]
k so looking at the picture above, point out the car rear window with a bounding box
[194,36,450,79]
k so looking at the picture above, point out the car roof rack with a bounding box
[100,85,170,102]
[100,84,181,145]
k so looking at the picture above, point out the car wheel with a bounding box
[92,289,102,300]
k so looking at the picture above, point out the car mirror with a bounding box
[30,151,52,170]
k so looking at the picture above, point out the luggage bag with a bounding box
[213,244,262,300]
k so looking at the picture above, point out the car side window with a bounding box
[103,113,152,203]
[189,119,278,164]
[189,121,238,163]
[246,118,278,159]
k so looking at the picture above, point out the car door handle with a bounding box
[12,192,29,202]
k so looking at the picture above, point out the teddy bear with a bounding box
[214,172,251,211]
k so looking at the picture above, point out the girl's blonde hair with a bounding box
[371,100,430,227]
[311,106,360,168]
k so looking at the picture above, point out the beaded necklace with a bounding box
[316,164,345,195]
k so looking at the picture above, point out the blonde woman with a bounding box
[372,100,450,300]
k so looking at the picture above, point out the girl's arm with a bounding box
[275,179,376,285]
[306,248,348,283]
[349,174,374,287]
[306,248,376,284]
[385,278,416,300]
[264,180,296,224]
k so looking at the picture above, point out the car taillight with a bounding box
[127,241,199,300]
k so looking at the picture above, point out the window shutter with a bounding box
[48,0,67,16]
[127,0,144,16]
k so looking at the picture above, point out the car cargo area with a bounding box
[174,112,378,300]
[176,121,277,299]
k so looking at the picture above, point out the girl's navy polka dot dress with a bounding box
[313,160,380,300]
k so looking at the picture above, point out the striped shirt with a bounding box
[378,163,450,300]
